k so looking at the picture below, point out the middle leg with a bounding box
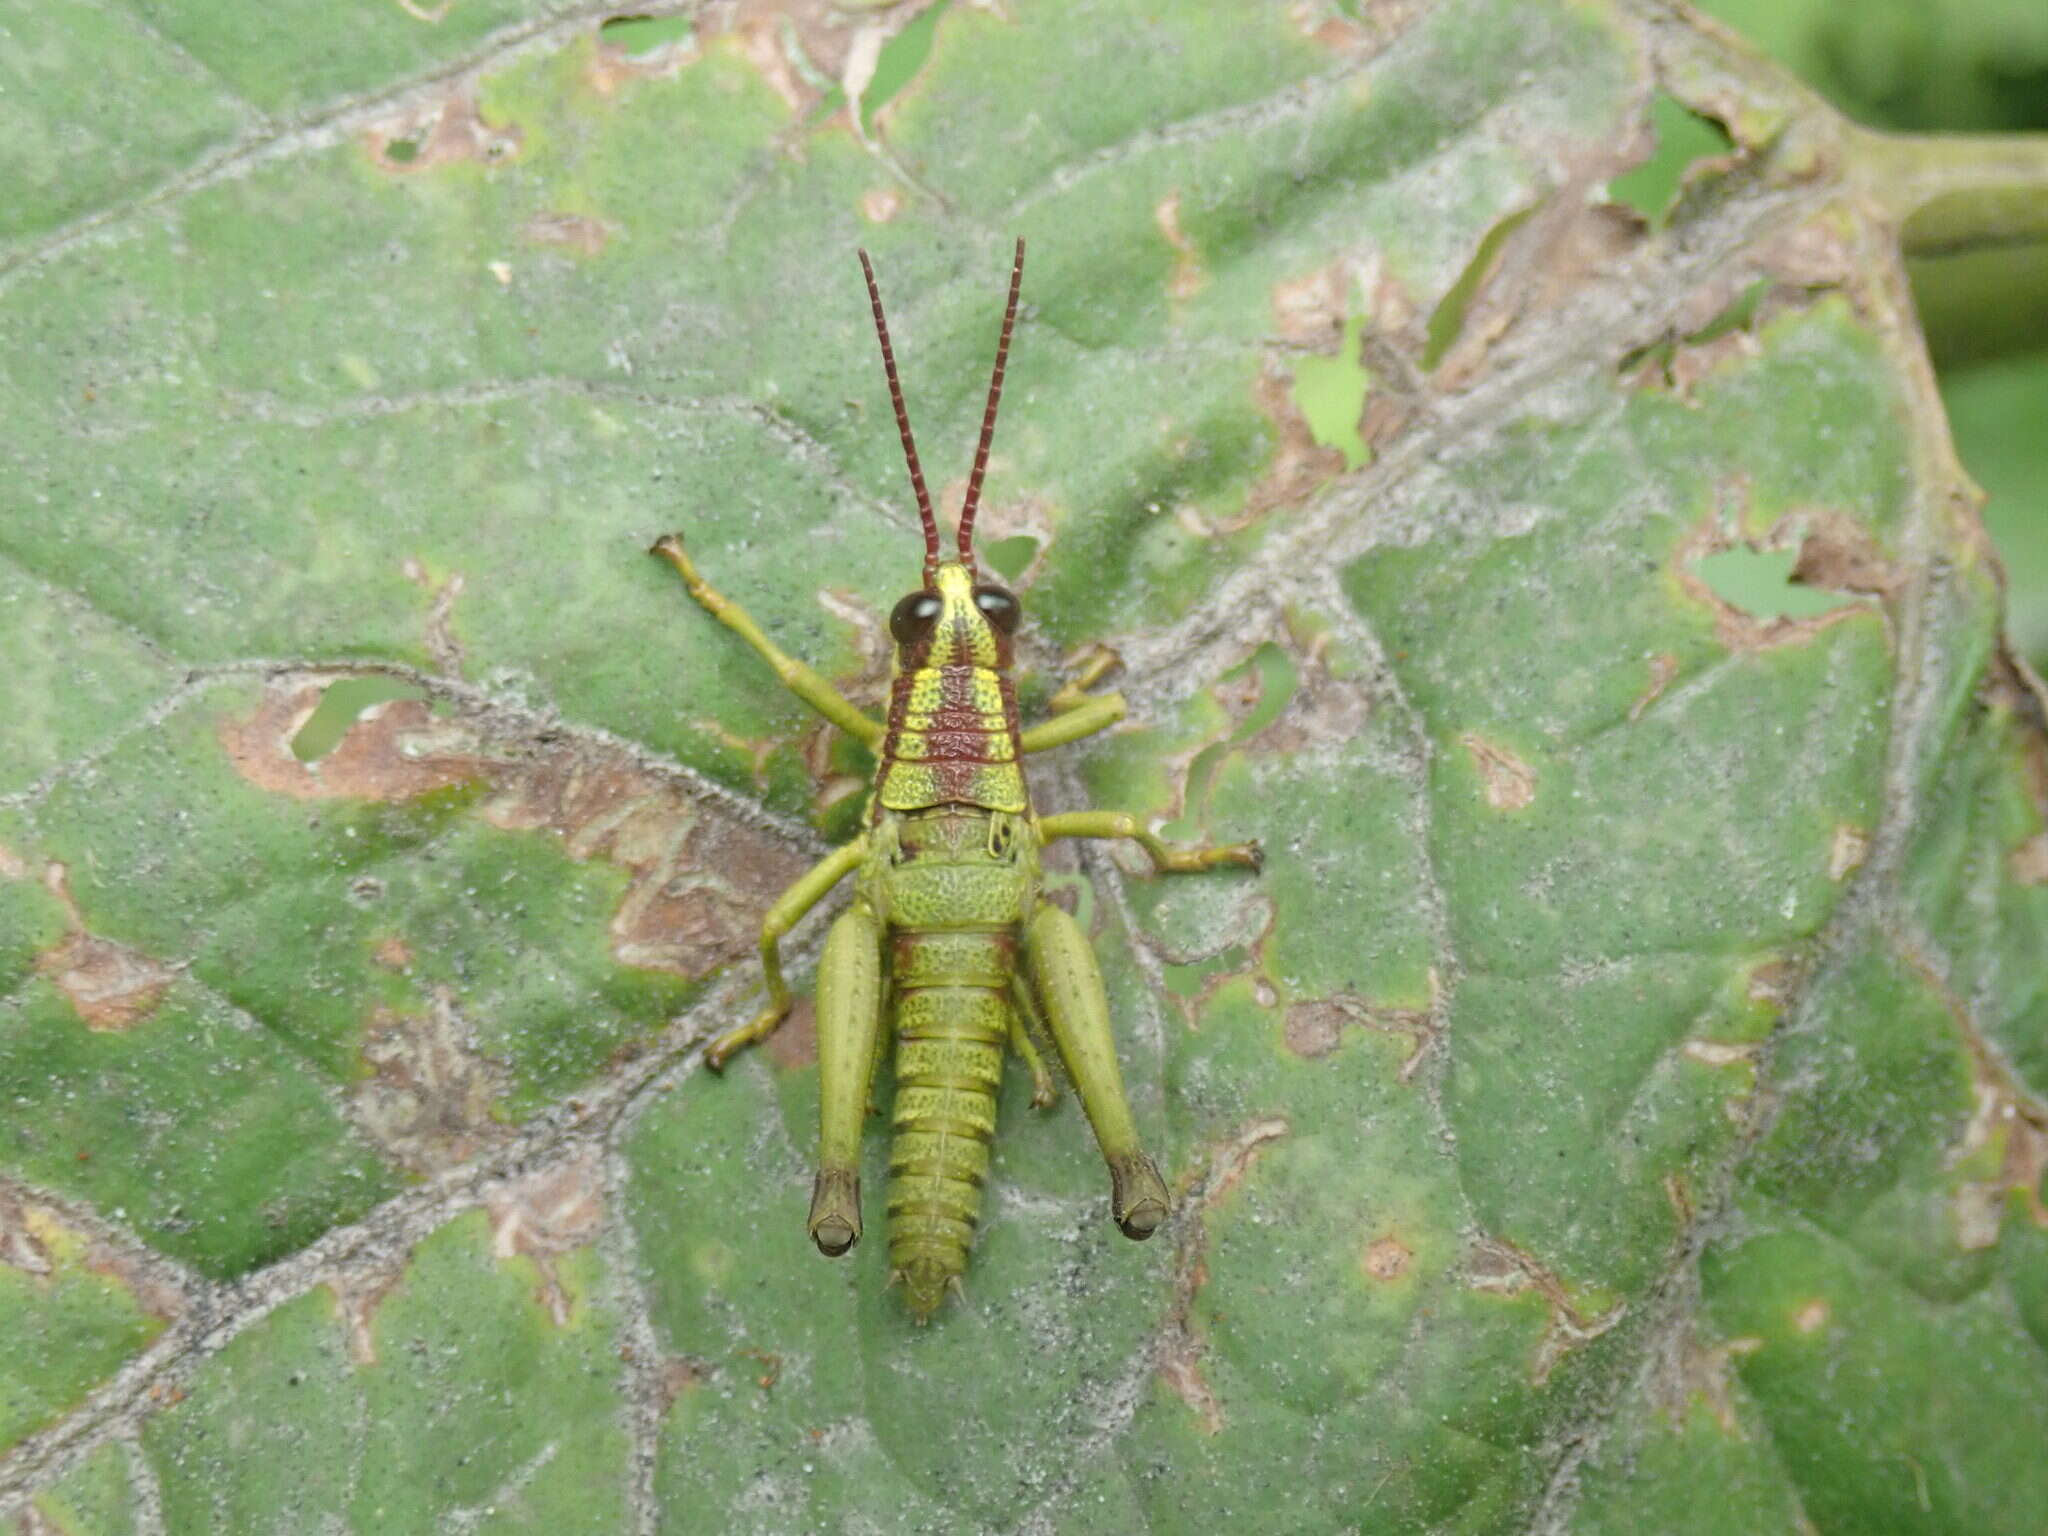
[1037,810,1261,873]
[708,836,866,1071]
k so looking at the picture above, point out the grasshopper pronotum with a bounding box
[651,241,1260,1320]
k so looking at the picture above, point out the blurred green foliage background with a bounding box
[1696,0,2048,668]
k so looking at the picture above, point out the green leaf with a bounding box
[6,0,2048,1529]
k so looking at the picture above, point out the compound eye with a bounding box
[889,590,943,646]
[972,584,1020,634]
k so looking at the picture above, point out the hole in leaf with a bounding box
[383,137,421,165]
[1688,277,1770,345]
[1608,95,1735,226]
[1159,741,1227,845]
[1227,643,1300,744]
[1422,205,1538,372]
[1694,548,1858,620]
[1293,315,1370,470]
[600,14,693,53]
[812,0,952,123]
[291,678,428,763]
[982,535,1039,583]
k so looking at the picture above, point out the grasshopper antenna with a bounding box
[956,237,1024,570]
[859,249,942,581]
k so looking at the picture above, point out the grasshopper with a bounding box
[651,240,1260,1320]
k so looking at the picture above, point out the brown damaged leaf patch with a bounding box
[1989,648,2048,833]
[1628,652,1681,721]
[659,1355,710,1408]
[1900,940,2048,1247]
[1157,1117,1289,1436]
[1828,824,1869,881]
[1674,516,1880,653]
[222,675,811,983]
[354,987,511,1175]
[1282,998,1347,1058]
[1626,225,1862,398]
[1464,1235,1625,1386]
[1644,1318,1756,1435]
[1222,367,1347,534]
[765,996,819,1071]
[1460,733,1535,811]
[488,1151,605,1327]
[1302,0,1426,54]
[1272,262,1348,349]
[588,22,700,94]
[860,185,904,224]
[521,212,617,257]
[364,91,521,173]
[0,1186,193,1319]
[32,863,178,1031]
[1155,191,1204,301]
[1361,1234,1412,1282]
[0,1188,53,1276]
[35,932,178,1032]
[1426,86,1657,391]
[1434,200,1647,391]
[1248,632,1374,757]
[1283,990,1435,1078]
[703,0,944,121]
[327,1265,405,1367]
[956,496,1056,592]
[1788,510,1903,597]
[477,735,811,979]
[220,682,487,801]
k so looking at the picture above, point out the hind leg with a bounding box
[1023,901,1170,1239]
[808,899,885,1257]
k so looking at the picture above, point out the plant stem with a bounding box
[1848,127,2048,256]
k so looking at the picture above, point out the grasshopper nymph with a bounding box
[651,240,1261,1321]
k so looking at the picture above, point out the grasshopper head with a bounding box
[888,561,1019,671]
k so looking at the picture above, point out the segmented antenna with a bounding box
[859,248,941,578]
[956,238,1025,568]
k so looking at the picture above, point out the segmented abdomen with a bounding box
[887,928,1012,1319]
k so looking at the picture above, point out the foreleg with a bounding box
[651,534,883,747]
[1020,645,1125,754]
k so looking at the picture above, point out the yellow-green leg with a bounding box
[1006,972,1059,1109]
[1020,645,1125,754]
[1023,901,1170,1239]
[706,837,867,1071]
[808,898,884,1257]
[650,534,884,748]
[1037,810,1262,873]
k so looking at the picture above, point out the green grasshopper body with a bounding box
[652,241,1258,1320]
